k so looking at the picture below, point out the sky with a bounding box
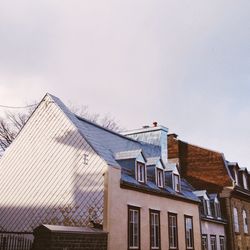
[0,0,250,167]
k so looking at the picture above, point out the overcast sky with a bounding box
[0,0,250,167]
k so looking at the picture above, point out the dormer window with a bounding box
[243,173,248,190]
[156,168,164,188]
[234,168,239,185]
[214,198,221,219]
[136,162,146,183]
[173,174,180,192]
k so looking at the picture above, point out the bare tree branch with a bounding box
[0,101,122,153]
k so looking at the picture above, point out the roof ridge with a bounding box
[178,139,223,156]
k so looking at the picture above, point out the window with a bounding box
[150,210,160,250]
[214,200,221,218]
[233,207,239,233]
[185,216,194,249]
[201,197,211,217]
[243,173,248,190]
[243,209,248,234]
[234,168,239,185]
[168,213,178,249]
[156,169,164,188]
[219,236,225,250]
[210,235,217,250]
[206,199,212,217]
[128,206,140,249]
[136,162,146,183]
[201,235,208,250]
[173,174,180,192]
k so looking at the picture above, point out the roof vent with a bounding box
[142,125,150,129]
[153,122,158,127]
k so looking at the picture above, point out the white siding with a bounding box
[0,96,107,232]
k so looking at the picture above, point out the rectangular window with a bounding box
[174,174,180,192]
[150,210,160,250]
[137,162,146,183]
[210,235,217,250]
[157,169,164,188]
[219,236,225,250]
[202,235,208,250]
[214,202,221,218]
[128,206,140,249]
[185,216,194,249]
[168,213,178,249]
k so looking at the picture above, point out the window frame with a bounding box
[128,205,141,250]
[168,212,178,250]
[243,173,249,190]
[243,209,248,234]
[233,207,239,233]
[234,168,239,185]
[136,162,146,183]
[219,236,225,250]
[156,168,164,188]
[214,199,221,219]
[201,234,208,250]
[173,174,181,192]
[210,235,217,250]
[149,209,161,250]
[184,215,194,250]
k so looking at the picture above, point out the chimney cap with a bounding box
[153,121,158,127]
[168,133,178,139]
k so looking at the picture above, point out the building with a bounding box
[193,190,226,250]
[0,94,202,250]
[168,133,250,250]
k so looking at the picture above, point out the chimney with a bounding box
[168,133,178,140]
[122,122,168,165]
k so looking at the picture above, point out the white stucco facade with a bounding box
[104,166,202,250]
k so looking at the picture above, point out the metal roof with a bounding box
[51,94,161,167]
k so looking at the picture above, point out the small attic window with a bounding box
[136,162,146,183]
[156,168,164,188]
[243,173,248,190]
[173,174,180,192]
[234,168,239,185]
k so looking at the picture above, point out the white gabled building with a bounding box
[0,94,202,250]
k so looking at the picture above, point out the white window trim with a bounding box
[233,207,239,233]
[243,173,248,190]
[173,174,181,192]
[243,209,248,234]
[234,168,239,185]
[136,162,146,183]
[156,168,164,188]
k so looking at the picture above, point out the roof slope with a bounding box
[168,134,233,192]
[51,94,160,167]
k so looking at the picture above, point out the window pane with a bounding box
[219,236,225,250]
[234,208,239,232]
[169,214,178,249]
[150,211,160,249]
[210,236,217,250]
[185,217,194,249]
[128,208,140,249]
[202,235,208,250]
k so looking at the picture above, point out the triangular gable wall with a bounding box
[0,94,107,232]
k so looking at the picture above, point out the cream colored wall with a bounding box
[104,166,201,250]
[201,220,225,250]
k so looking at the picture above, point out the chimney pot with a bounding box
[153,122,158,127]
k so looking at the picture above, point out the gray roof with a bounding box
[51,94,199,203]
[115,150,143,161]
[51,94,160,167]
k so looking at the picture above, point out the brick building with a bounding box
[168,134,250,250]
